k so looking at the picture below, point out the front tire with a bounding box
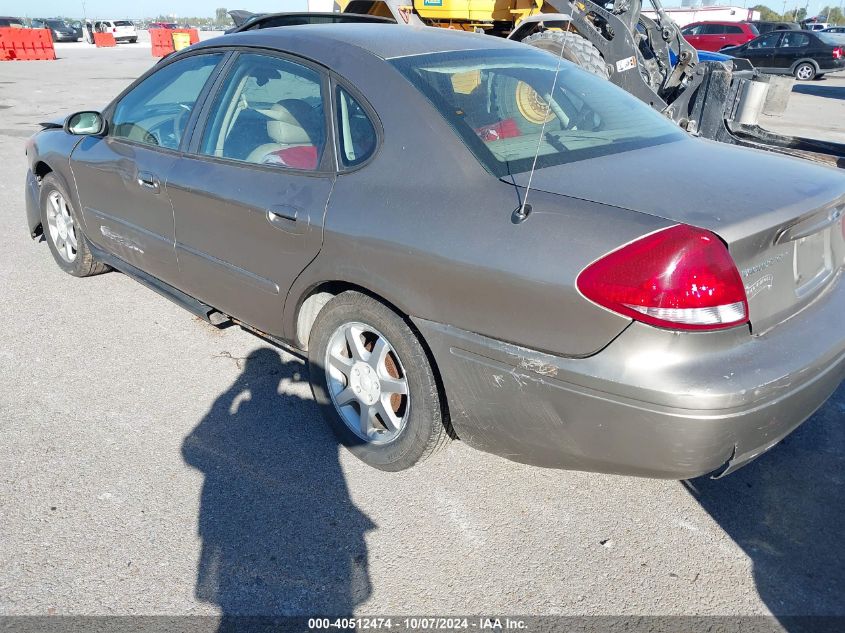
[39,173,109,277]
[794,62,816,81]
[308,291,451,471]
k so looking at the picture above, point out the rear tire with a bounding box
[129,37,138,43]
[308,291,451,471]
[793,62,816,81]
[522,30,610,79]
[39,173,109,278]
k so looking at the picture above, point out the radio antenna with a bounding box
[516,24,571,220]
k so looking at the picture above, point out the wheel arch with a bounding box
[790,58,820,73]
[34,160,54,181]
[291,279,412,352]
[293,278,456,439]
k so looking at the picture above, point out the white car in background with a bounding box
[93,20,138,43]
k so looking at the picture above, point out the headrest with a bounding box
[258,100,320,145]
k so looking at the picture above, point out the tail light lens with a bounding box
[834,47,843,60]
[576,225,749,331]
[113,27,117,33]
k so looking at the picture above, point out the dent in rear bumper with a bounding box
[412,279,845,479]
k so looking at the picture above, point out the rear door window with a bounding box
[199,53,327,171]
[780,32,810,47]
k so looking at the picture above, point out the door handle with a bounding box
[267,207,298,223]
[266,205,307,235]
[137,171,160,193]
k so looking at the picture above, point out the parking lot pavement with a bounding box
[1,44,843,620]
[761,73,845,143]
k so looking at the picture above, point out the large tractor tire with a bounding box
[522,30,610,80]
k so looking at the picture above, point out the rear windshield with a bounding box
[818,33,845,45]
[390,48,684,177]
[113,20,133,26]
[747,23,759,35]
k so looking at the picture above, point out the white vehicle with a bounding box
[804,22,830,31]
[93,19,137,43]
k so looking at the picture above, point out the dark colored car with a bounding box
[0,16,26,28]
[751,20,801,34]
[149,22,178,29]
[31,18,80,42]
[723,30,845,79]
[680,21,759,51]
[226,11,395,34]
[69,20,84,39]
[24,25,845,477]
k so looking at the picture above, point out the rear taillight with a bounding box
[113,27,117,33]
[576,225,749,331]
[834,47,843,60]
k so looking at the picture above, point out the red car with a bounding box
[681,21,759,52]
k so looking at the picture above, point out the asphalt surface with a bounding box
[0,40,843,623]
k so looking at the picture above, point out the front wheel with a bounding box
[39,173,109,277]
[308,291,451,471]
[794,62,816,81]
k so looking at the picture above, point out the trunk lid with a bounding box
[509,137,845,333]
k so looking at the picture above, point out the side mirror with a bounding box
[64,111,106,136]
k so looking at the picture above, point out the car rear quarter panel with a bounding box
[281,54,672,357]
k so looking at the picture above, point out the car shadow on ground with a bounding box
[687,383,845,629]
[181,347,375,627]
[792,83,845,101]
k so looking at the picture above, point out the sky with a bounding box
[0,0,840,22]
[0,0,308,19]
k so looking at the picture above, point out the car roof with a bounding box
[197,23,522,60]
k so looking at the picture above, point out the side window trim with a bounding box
[183,50,242,154]
[103,50,230,154]
[329,73,384,173]
[185,46,338,175]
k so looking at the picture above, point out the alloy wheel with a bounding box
[324,321,410,444]
[795,64,814,80]
[45,191,78,263]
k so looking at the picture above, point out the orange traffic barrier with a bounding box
[150,28,198,57]
[94,32,116,47]
[0,27,55,61]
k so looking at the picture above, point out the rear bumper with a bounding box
[414,273,845,479]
